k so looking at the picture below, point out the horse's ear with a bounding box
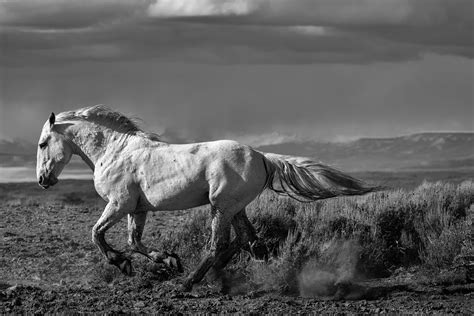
[49,112,55,127]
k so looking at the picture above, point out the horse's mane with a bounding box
[56,105,162,141]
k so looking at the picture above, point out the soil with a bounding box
[1,182,473,314]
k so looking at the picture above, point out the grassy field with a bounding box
[1,170,473,313]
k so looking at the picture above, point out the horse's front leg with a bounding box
[127,212,182,272]
[92,200,134,275]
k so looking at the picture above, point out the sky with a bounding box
[1,0,473,146]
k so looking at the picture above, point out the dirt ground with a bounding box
[1,181,473,314]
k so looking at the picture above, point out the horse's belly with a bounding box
[138,180,209,211]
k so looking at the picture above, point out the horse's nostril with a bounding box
[39,175,44,184]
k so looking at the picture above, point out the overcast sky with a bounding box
[1,0,473,146]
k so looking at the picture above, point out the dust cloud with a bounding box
[298,239,364,298]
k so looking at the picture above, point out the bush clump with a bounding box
[154,180,474,292]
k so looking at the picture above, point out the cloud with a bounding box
[147,0,473,59]
[1,52,472,146]
[150,0,411,24]
[0,0,472,67]
[0,18,425,67]
[0,0,150,29]
[148,0,473,28]
[148,0,257,17]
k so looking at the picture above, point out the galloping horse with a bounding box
[36,105,376,291]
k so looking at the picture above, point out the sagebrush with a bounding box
[155,181,473,292]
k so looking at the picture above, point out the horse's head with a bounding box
[36,112,73,189]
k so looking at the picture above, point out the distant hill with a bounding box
[1,132,473,172]
[0,139,36,167]
[257,132,474,171]
[0,138,35,155]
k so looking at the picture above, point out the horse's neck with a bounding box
[66,122,127,171]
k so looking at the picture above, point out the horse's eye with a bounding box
[39,142,47,149]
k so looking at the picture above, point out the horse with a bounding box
[36,105,377,291]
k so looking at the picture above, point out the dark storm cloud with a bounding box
[1,21,425,67]
[0,1,472,145]
[148,0,473,27]
[0,0,152,29]
[0,0,472,67]
[2,55,472,144]
[148,0,474,58]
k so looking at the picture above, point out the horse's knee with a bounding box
[232,210,257,244]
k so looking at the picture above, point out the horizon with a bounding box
[1,130,472,183]
[1,129,473,149]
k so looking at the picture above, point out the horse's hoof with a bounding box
[119,258,133,276]
[163,252,184,273]
[181,280,193,292]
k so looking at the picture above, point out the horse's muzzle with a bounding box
[38,173,58,189]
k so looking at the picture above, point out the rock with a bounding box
[134,301,146,308]
[5,284,19,295]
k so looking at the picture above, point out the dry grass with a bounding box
[156,180,474,293]
[2,178,471,294]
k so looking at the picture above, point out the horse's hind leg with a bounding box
[211,208,260,272]
[128,212,182,271]
[206,209,250,282]
[232,209,257,253]
[231,209,267,260]
[182,206,240,291]
[205,209,258,293]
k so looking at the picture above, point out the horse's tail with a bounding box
[261,152,379,202]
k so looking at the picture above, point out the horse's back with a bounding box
[158,139,265,185]
[127,139,266,211]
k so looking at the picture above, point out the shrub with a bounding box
[150,181,474,292]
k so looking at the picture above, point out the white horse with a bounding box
[36,105,377,291]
